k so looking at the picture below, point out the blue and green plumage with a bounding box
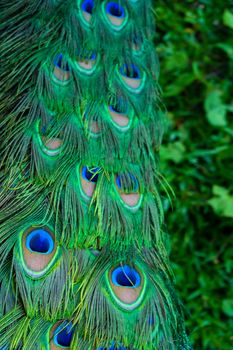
[0,0,192,349]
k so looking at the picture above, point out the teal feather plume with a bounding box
[0,0,193,349]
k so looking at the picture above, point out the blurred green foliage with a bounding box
[155,1,233,349]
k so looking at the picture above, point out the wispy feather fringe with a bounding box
[13,248,78,320]
[74,249,186,350]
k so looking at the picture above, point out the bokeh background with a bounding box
[154,1,233,349]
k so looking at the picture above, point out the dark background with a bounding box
[155,1,233,349]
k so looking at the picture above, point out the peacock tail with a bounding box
[0,1,192,349]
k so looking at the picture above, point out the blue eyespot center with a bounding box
[90,52,97,60]
[40,124,47,134]
[120,64,140,79]
[40,118,57,137]
[81,0,94,14]
[54,54,70,72]
[112,265,141,288]
[148,314,155,326]
[116,173,139,192]
[109,99,128,114]
[54,323,74,347]
[26,229,54,254]
[78,51,97,61]
[109,105,121,113]
[82,166,100,183]
[106,2,125,18]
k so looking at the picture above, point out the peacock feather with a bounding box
[0,0,192,349]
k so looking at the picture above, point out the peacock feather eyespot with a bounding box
[51,322,74,349]
[37,120,63,157]
[78,165,100,200]
[21,226,59,278]
[116,173,139,192]
[102,1,128,31]
[108,99,132,130]
[52,54,71,85]
[82,166,100,183]
[106,2,125,18]
[109,102,127,114]
[120,64,140,79]
[26,229,54,254]
[80,0,94,25]
[112,265,141,288]
[84,110,101,136]
[42,138,63,156]
[115,173,142,210]
[118,63,145,92]
[107,264,145,311]
[76,51,98,75]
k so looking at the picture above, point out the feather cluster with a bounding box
[0,0,192,349]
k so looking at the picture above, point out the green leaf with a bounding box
[222,299,233,317]
[204,90,227,127]
[223,9,233,30]
[208,186,233,218]
[216,43,233,60]
[160,141,186,164]
[213,185,228,197]
[164,73,195,97]
[165,50,189,72]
